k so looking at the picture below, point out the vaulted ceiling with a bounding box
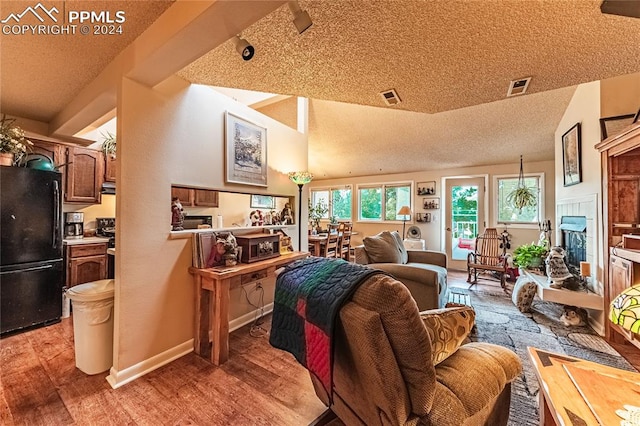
[2,1,639,178]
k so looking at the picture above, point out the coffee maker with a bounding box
[64,212,84,239]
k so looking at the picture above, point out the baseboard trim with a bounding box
[106,339,194,389]
[229,303,274,332]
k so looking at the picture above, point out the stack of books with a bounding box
[192,231,216,268]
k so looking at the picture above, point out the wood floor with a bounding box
[2,270,639,425]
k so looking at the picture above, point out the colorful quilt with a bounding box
[269,257,384,399]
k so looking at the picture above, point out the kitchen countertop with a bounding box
[63,237,111,245]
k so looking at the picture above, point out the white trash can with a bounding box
[66,279,115,375]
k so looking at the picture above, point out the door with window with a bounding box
[445,178,486,270]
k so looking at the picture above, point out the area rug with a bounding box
[461,285,637,426]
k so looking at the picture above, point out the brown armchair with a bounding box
[354,231,448,310]
[308,274,522,425]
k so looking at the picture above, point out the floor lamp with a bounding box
[288,172,314,251]
[397,205,411,239]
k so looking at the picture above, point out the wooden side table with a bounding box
[527,346,640,425]
[188,251,308,365]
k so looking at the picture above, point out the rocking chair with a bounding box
[467,228,508,289]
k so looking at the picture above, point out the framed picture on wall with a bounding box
[417,181,436,195]
[561,122,582,187]
[423,197,440,209]
[599,113,636,140]
[250,194,274,209]
[225,112,268,187]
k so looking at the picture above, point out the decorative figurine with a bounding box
[171,197,184,231]
[206,232,239,267]
[545,246,573,289]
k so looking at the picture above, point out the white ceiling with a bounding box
[2,1,639,179]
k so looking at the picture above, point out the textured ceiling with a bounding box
[0,1,173,122]
[177,0,640,178]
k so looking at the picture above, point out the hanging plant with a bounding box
[507,155,536,212]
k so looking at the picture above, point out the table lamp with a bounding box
[288,171,314,251]
[610,285,640,334]
[397,205,411,239]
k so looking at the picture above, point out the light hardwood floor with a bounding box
[2,270,638,425]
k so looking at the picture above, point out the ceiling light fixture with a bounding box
[233,35,255,61]
[288,1,313,34]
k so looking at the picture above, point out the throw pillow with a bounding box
[420,306,475,365]
[512,276,538,313]
[391,230,409,264]
[363,231,402,264]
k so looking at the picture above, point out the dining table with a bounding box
[308,233,329,257]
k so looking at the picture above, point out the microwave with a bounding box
[183,215,213,230]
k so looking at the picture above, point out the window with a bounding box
[310,186,352,220]
[495,174,544,225]
[358,183,411,221]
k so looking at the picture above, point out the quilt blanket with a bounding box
[269,257,383,398]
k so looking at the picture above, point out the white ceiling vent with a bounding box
[380,89,401,106]
[507,77,532,97]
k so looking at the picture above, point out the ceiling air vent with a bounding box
[380,89,401,106]
[507,77,532,97]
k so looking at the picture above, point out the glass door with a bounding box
[445,177,486,271]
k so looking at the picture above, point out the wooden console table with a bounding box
[528,347,640,425]
[188,251,308,365]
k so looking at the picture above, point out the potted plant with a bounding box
[0,114,32,166]
[507,155,537,213]
[513,242,549,270]
[101,131,116,158]
[308,200,328,234]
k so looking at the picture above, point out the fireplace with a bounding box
[559,216,587,273]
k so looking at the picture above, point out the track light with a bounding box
[233,35,254,61]
[288,1,312,34]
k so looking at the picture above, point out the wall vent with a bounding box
[506,77,532,97]
[380,89,401,106]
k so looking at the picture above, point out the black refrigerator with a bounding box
[1,167,63,336]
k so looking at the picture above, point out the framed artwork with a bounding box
[599,113,635,140]
[634,108,640,124]
[423,197,440,210]
[561,123,582,187]
[416,212,432,223]
[225,112,267,187]
[250,194,274,209]
[417,181,436,195]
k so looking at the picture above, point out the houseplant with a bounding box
[513,241,549,270]
[308,200,328,233]
[507,155,536,212]
[0,114,32,166]
[101,131,116,157]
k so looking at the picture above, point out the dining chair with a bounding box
[322,231,340,258]
[338,222,353,261]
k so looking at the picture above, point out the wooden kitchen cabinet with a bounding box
[65,242,108,287]
[29,138,66,167]
[609,250,640,347]
[105,154,116,182]
[65,147,104,203]
[194,189,219,207]
[171,186,219,207]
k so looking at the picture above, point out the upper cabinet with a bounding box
[171,186,219,207]
[105,154,116,182]
[30,139,104,204]
[65,147,105,203]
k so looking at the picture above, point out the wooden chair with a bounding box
[338,222,353,261]
[322,231,340,258]
[467,228,508,289]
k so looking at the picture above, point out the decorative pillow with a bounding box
[391,230,409,264]
[512,276,538,313]
[363,231,402,264]
[420,306,476,365]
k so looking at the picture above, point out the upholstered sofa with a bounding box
[308,272,522,425]
[354,231,448,310]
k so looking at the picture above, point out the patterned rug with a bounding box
[460,285,637,426]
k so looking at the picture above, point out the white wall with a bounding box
[110,77,307,386]
[310,160,555,264]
